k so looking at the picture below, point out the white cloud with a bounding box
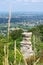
[14,0,43,3]
[15,0,43,2]
[32,0,43,2]
[1,0,43,3]
[24,0,31,2]
[15,0,22,2]
[0,0,43,4]
[15,0,31,2]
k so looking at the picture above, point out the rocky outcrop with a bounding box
[20,32,34,60]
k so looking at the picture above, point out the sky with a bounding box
[0,0,43,12]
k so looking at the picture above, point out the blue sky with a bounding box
[0,0,43,12]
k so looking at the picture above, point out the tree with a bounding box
[9,29,23,41]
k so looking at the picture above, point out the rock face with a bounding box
[20,32,34,59]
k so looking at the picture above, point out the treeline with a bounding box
[28,25,43,61]
[28,25,43,42]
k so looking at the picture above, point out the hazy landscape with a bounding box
[0,0,43,65]
[0,12,43,65]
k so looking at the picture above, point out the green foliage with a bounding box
[0,25,43,65]
[30,25,43,59]
[9,50,14,63]
[0,29,23,65]
[9,29,23,41]
[28,25,43,42]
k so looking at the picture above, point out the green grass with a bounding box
[36,62,43,65]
